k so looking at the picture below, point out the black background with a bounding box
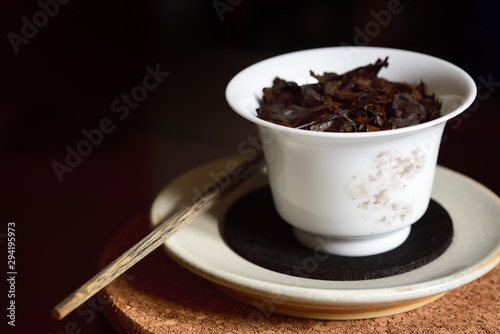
[1,0,499,333]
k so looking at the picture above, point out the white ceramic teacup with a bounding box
[226,47,476,257]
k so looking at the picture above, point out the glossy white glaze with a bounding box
[226,47,476,256]
[150,157,500,320]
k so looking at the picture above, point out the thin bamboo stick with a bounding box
[52,153,264,320]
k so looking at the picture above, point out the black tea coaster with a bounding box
[223,186,453,281]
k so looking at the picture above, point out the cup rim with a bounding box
[226,46,477,138]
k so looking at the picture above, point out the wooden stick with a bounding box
[52,153,264,320]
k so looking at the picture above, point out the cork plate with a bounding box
[150,155,500,320]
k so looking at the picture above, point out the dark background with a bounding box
[1,0,499,333]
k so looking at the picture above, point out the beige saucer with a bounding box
[150,155,500,320]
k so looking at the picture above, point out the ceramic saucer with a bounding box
[150,155,500,320]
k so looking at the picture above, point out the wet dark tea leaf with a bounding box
[257,58,442,132]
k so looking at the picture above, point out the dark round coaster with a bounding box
[223,186,453,281]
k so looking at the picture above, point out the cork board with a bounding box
[100,216,500,334]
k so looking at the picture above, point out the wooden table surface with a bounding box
[2,1,499,333]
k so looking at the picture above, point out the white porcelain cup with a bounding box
[226,47,476,256]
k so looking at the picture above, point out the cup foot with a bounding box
[293,226,411,257]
